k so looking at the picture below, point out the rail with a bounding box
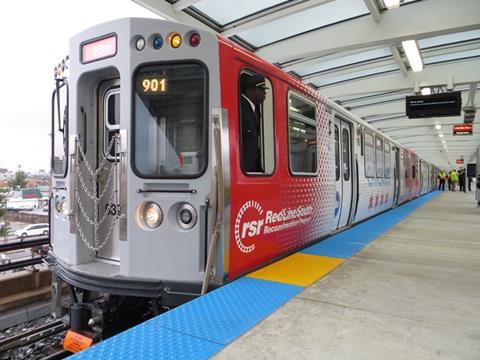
[0,319,68,353]
[0,236,49,252]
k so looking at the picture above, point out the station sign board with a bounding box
[406,92,462,118]
[456,159,464,165]
[452,124,473,135]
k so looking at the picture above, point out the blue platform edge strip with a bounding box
[71,191,439,360]
[302,191,440,259]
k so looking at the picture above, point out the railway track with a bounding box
[0,319,68,354]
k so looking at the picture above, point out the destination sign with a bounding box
[81,34,117,64]
[452,124,473,135]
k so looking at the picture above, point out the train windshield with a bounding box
[133,62,207,178]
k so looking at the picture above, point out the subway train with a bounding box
[49,17,438,336]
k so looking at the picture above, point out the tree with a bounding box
[0,193,9,242]
[7,170,28,189]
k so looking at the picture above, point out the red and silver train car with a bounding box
[50,18,437,334]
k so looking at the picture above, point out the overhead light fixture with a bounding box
[383,0,400,9]
[441,140,446,144]
[421,87,431,95]
[402,40,423,72]
[438,133,444,138]
[435,124,442,130]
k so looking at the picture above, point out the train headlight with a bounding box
[139,202,163,229]
[177,204,197,230]
[168,32,182,48]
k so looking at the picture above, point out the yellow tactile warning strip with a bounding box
[247,253,344,287]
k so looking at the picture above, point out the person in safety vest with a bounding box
[449,169,458,191]
[438,170,447,191]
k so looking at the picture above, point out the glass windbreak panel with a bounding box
[418,30,480,49]
[424,49,480,65]
[288,93,317,175]
[238,0,369,47]
[364,131,375,178]
[313,63,398,87]
[342,128,350,181]
[375,136,383,178]
[334,125,340,181]
[384,142,391,178]
[295,47,391,77]
[133,63,206,178]
[53,82,68,177]
[194,0,287,26]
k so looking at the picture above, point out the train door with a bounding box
[96,79,121,261]
[334,116,353,229]
[393,146,400,205]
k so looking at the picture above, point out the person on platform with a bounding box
[449,169,458,191]
[437,170,447,191]
[240,74,268,173]
[458,167,466,193]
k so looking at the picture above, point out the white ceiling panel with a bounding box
[133,0,480,169]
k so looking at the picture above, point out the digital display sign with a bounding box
[453,124,473,135]
[406,92,462,118]
[81,34,117,64]
[137,76,168,95]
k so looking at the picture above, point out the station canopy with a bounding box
[133,0,480,169]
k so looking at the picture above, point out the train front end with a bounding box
[49,18,227,335]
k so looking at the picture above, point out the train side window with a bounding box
[52,80,68,177]
[364,130,375,178]
[375,136,384,178]
[404,151,409,178]
[104,88,120,160]
[239,71,275,175]
[384,142,391,178]
[287,92,317,175]
[342,128,350,181]
[334,125,340,181]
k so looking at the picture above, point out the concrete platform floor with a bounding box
[214,192,480,360]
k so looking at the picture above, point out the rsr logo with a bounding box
[234,201,263,254]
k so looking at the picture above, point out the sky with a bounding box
[0,1,158,173]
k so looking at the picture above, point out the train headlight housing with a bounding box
[139,202,163,229]
[177,204,197,230]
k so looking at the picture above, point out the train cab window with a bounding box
[52,80,68,177]
[375,136,384,178]
[364,130,375,178]
[239,71,274,175]
[104,88,120,159]
[334,125,340,181]
[133,62,207,178]
[287,92,317,175]
[384,142,391,178]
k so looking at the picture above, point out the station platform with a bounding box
[71,191,480,359]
